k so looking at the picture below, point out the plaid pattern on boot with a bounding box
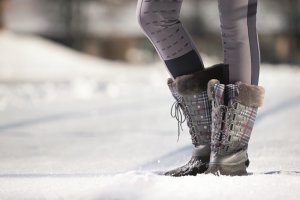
[168,80,212,146]
[206,79,264,176]
[211,83,258,155]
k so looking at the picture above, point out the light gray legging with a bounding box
[137,0,260,85]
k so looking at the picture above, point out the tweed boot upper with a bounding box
[168,79,211,147]
[205,79,265,176]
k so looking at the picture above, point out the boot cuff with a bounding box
[236,82,265,107]
[175,63,229,95]
[207,80,265,107]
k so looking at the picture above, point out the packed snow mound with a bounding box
[0,31,170,109]
[0,30,166,82]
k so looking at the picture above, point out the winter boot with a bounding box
[164,64,229,176]
[205,79,265,176]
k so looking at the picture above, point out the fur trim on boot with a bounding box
[175,64,229,95]
[235,82,265,107]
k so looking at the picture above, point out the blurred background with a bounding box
[1,0,300,65]
[0,1,300,198]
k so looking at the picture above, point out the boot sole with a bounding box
[205,162,248,176]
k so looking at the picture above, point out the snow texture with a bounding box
[0,31,299,199]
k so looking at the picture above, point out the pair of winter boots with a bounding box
[165,64,265,176]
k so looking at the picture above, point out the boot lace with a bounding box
[170,98,198,144]
[171,100,186,141]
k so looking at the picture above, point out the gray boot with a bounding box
[205,79,265,176]
[164,64,229,176]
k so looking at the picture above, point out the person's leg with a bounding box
[136,0,204,78]
[204,0,264,176]
[137,0,231,177]
[218,0,260,85]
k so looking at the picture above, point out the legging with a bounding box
[137,0,260,85]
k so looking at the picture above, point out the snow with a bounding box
[0,31,299,199]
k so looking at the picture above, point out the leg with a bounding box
[218,0,260,85]
[205,1,264,175]
[136,0,204,78]
[137,0,231,177]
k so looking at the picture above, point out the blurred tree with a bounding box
[59,0,87,49]
[0,0,6,29]
[287,0,300,63]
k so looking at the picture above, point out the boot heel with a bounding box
[206,162,247,176]
[219,163,248,176]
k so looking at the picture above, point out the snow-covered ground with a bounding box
[0,31,299,199]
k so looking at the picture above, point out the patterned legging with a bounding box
[137,0,260,85]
